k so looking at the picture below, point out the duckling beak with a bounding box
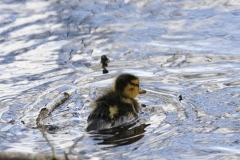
[139,89,146,94]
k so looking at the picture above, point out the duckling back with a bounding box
[86,91,140,132]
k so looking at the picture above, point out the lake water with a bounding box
[1,0,240,159]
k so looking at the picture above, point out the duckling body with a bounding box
[86,74,145,132]
[86,91,140,131]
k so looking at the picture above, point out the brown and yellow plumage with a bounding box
[86,73,146,132]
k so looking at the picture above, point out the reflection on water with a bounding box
[1,0,240,159]
[90,122,150,147]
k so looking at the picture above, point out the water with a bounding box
[1,0,240,159]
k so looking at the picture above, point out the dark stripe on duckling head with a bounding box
[114,73,139,93]
[129,82,139,87]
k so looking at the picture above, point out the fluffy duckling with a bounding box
[86,73,146,132]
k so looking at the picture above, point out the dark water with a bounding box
[1,0,240,159]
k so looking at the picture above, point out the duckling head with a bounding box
[113,73,146,98]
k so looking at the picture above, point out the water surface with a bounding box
[1,0,240,159]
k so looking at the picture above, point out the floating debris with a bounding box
[8,119,15,124]
[103,68,108,74]
[101,55,109,74]
[179,94,183,101]
[36,92,71,127]
[101,55,109,68]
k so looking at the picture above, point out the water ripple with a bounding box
[1,0,240,159]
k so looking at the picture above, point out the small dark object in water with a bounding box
[8,119,15,124]
[179,94,183,101]
[102,68,108,74]
[44,125,60,133]
[141,104,146,107]
[101,55,110,74]
[21,120,25,124]
[101,55,109,68]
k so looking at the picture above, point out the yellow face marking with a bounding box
[123,79,140,98]
[109,105,118,119]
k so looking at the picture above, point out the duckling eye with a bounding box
[130,82,139,87]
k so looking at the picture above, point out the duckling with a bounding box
[86,73,146,132]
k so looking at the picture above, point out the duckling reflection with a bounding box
[86,73,146,132]
[93,122,150,147]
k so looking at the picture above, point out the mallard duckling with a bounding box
[86,73,146,132]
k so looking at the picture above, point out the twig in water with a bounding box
[67,135,85,156]
[40,126,57,160]
[36,92,71,127]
